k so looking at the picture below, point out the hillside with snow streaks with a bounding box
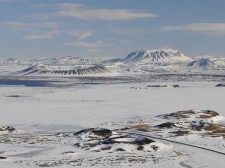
[15,64,114,76]
[188,55,225,68]
[120,49,193,65]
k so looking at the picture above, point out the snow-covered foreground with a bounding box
[0,82,225,167]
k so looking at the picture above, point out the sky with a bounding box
[0,0,225,60]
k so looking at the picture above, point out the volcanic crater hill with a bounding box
[116,48,193,65]
[15,64,112,76]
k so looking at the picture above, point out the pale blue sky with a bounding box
[0,0,225,59]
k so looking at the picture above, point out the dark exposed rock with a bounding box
[170,130,190,136]
[112,136,154,145]
[133,137,154,145]
[119,127,130,131]
[137,146,144,151]
[0,156,6,159]
[73,128,94,136]
[74,128,112,138]
[93,150,100,152]
[74,143,80,147]
[6,95,21,98]
[101,139,115,144]
[173,84,180,88]
[146,85,167,88]
[155,122,176,129]
[92,128,112,138]
[55,132,71,137]
[101,146,112,150]
[151,145,159,151]
[0,126,16,132]
[216,83,225,87]
[88,143,99,147]
[116,148,126,152]
[62,151,75,154]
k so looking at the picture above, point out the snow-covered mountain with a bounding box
[15,64,114,76]
[2,49,225,77]
[119,49,193,65]
[29,56,92,65]
[188,55,225,68]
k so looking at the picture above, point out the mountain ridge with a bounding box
[115,48,193,65]
[29,56,92,65]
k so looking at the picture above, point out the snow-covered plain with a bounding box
[1,82,224,126]
[0,81,225,167]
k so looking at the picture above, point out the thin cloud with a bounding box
[112,28,138,36]
[65,41,113,48]
[18,29,93,40]
[5,21,61,29]
[6,21,93,40]
[88,48,100,53]
[56,3,158,21]
[0,0,25,3]
[119,40,132,44]
[36,22,61,28]
[77,31,93,40]
[5,22,27,29]
[65,41,104,48]
[162,23,225,35]
[22,30,60,40]
[65,30,93,40]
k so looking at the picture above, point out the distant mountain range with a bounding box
[109,49,225,68]
[29,56,92,65]
[1,48,225,76]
